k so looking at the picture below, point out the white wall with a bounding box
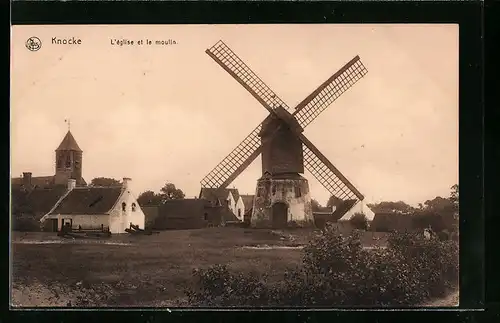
[235,197,245,221]
[58,214,110,230]
[108,188,146,233]
[226,191,235,214]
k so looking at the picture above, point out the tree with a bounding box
[349,212,369,230]
[449,184,459,216]
[367,201,415,214]
[326,195,343,208]
[422,196,454,214]
[160,183,185,201]
[90,177,121,187]
[311,199,322,212]
[137,190,163,206]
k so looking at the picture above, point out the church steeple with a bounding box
[56,130,82,152]
[54,127,84,186]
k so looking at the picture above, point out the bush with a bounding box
[187,223,458,307]
[349,213,369,230]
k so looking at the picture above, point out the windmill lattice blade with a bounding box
[206,40,292,114]
[200,123,263,189]
[293,56,368,129]
[302,142,364,202]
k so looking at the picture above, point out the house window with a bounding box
[131,203,136,212]
[204,213,208,221]
[57,157,63,168]
[295,187,302,198]
[122,202,127,212]
[272,185,276,195]
[238,209,241,218]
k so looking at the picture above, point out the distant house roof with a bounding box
[11,175,56,188]
[227,188,240,202]
[240,194,254,210]
[11,186,68,219]
[56,131,82,152]
[199,188,241,203]
[49,186,123,215]
[12,175,87,188]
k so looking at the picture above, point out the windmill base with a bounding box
[250,174,314,229]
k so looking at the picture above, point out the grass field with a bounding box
[11,227,390,307]
[10,228,324,306]
[11,227,462,308]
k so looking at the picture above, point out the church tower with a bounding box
[53,130,85,186]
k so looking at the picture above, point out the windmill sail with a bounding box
[201,40,368,200]
[206,40,292,114]
[300,134,364,201]
[200,124,263,189]
[292,56,368,129]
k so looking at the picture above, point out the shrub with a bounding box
[349,213,369,230]
[188,223,459,307]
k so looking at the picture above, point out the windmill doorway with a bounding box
[272,202,288,228]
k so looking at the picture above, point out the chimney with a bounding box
[67,178,76,191]
[22,172,32,187]
[122,177,131,189]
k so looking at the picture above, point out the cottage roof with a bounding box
[49,186,123,215]
[240,194,254,210]
[56,131,82,152]
[11,186,68,218]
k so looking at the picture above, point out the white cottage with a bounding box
[199,188,245,222]
[40,178,145,234]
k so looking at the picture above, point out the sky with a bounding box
[10,24,458,206]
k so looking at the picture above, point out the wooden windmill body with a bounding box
[201,41,368,228]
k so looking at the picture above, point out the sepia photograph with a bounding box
[10,24,459,308]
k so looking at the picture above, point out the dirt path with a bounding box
[11,280,460,308]
[426,290,459,307]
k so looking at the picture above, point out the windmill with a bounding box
[201,40,368,228]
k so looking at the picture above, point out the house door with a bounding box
[272,202,288,228]
[62,218,73,231]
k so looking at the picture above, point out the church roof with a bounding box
[56,131,82,152]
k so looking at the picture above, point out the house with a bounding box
[311,199,375,229]
[199,188,245,222]
[11,130,87,189]
[337,199,376,222]
[151,198,223,230]
[240,194,254,224]
[11,185,68,231]
[141,205,160,230]
[40,178,145,234]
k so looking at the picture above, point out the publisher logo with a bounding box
[26,37,42,52]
